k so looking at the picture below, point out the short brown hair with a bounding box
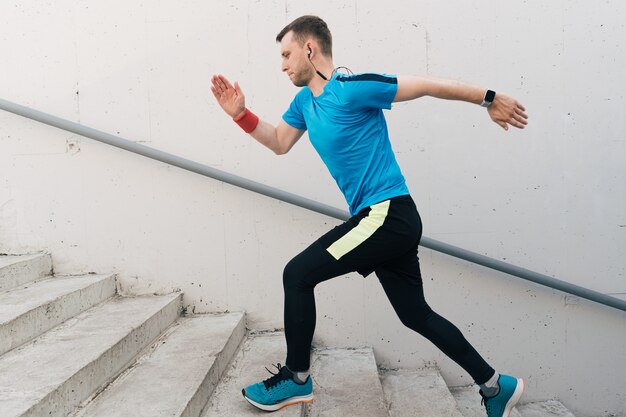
[276,15,332,57]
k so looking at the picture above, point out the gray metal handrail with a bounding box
[2,97,625,313]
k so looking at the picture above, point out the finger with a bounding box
[212,74,225,92]
[210,86,220,99]
[218,75,235,91]
[234,81,243,95]
[509,115,526,129]
[211,76,224,93]
[515,107,529,120]
[512,113,528,125]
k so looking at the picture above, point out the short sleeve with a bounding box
[282,89,308,131]
[338,73,398,110]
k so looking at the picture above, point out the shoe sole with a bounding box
[503,378,525,417]
[242,391,314,412]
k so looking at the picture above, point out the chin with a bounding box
[290,70,313,87]
[293,79,307,87]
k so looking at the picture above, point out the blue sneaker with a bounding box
[242,363,314,411]
[480,374,525,417]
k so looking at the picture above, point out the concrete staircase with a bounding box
[0,253,577,417]
[0,253,243,417]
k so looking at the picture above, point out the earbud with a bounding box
[306,47,328,80]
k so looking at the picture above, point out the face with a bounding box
[280,31,314,87]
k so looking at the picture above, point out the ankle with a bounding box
[286,366,310,384]
[479,372,500,398]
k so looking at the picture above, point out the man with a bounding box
[210,15,528,417]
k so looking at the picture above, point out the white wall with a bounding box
[1,1,625,415]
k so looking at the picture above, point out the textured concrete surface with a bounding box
[0,273,116,355]
[0,293,181,417]
[0,253,52,291]
[381,368,464,417]
[203,332,301,417]
[450,385,522,417]
[305,347,389,417]
[71,312,245,417]
[517,400,576,417]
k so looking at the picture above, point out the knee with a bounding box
[283,257,313,291]
[397,305,434,333]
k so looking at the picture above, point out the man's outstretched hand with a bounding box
[211,74,246,119]
[488,93,528,131]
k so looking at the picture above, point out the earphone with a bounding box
[307,46,328,81]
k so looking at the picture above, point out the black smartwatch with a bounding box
[480,89,496,107]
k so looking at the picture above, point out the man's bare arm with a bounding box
[210,74,305,154]
[394,75,528,131]
[249,118,305,155]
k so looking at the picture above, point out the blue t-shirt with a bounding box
[282,72,409,215]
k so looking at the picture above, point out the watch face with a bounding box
[485,89,496,102]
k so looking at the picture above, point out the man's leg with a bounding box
[283,239,356,372]
[376,259,495,383]
[242,217,368,411]
[376,258,524,417]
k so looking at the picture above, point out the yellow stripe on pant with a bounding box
[326,200,391,260]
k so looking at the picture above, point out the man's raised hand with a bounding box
[210,74,246,119]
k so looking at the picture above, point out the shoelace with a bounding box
[480,392,494,414]
[262,363,289,390]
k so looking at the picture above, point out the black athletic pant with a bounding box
[283,194,495,385]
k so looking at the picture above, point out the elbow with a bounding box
[273,146,288,155]
[272,128,291,155]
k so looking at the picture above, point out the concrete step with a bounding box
[0,253,52,291]
[0,273,116,355]
[71,312,246,417]
[305,347,389,417]
[450,385,523,417]
[380,367,464,417]
[516,400,576,417]
[202,332,301,417]
[0,293,181,417]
